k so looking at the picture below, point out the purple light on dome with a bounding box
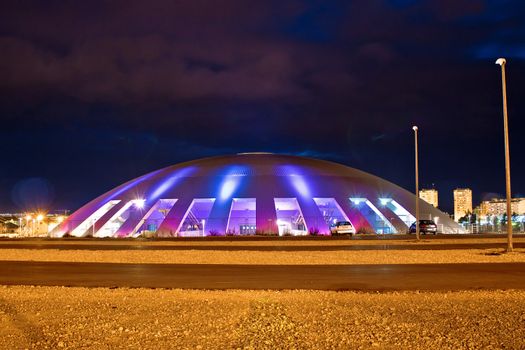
[220,178,238,200]
[290,175,310,197]
[279,165,311,198]
[216,165,249,201]
[148,166,196,201]
[107,169,163,201]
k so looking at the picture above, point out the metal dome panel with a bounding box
[51,154,463,237]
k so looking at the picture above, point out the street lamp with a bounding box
[413,126,421,241]
[92,217,97,237]
[495,58,513,252]
[36,214,44,236]
[25,215,32,236]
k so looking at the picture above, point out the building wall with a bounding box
[419,189,438,208]
[479,198,525,216]
[454,188,472,222]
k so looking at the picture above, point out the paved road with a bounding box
[2,234,523,242]
[0,242,523,251]
[2,261,525,291]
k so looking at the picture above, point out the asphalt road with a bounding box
[0,242,523,251]
[2,233,523,242]
[2,261,525,291]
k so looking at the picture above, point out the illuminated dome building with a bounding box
[52,153,462,237]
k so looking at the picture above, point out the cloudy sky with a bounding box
[1,0,524,213]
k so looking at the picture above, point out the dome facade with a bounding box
[52,153,462,237]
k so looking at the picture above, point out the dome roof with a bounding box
[52,153,462,237]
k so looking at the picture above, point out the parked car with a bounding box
[330,221,356,235]
[408,220,438,235]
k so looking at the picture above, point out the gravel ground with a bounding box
[3,240,524,349]
[1,248,525,264]
[0,286,524,349]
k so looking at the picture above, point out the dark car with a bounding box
[408,220,438,235]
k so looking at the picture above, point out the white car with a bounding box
[330,221,355,235]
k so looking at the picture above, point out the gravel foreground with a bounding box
[1,286,524,350]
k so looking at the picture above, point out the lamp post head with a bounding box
[495,58,506,66]
[412,126,418,132]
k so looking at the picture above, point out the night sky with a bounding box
[1,0,524,214]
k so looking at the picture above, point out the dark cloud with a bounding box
[0,0,524,213]
[427,0,485,20]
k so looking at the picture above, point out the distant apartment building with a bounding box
[419,189,438,208]
[454,188,472,222]
[478,198,525,216]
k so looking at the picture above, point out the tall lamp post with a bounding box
[495,58,513,252]
[413,126,420,241]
